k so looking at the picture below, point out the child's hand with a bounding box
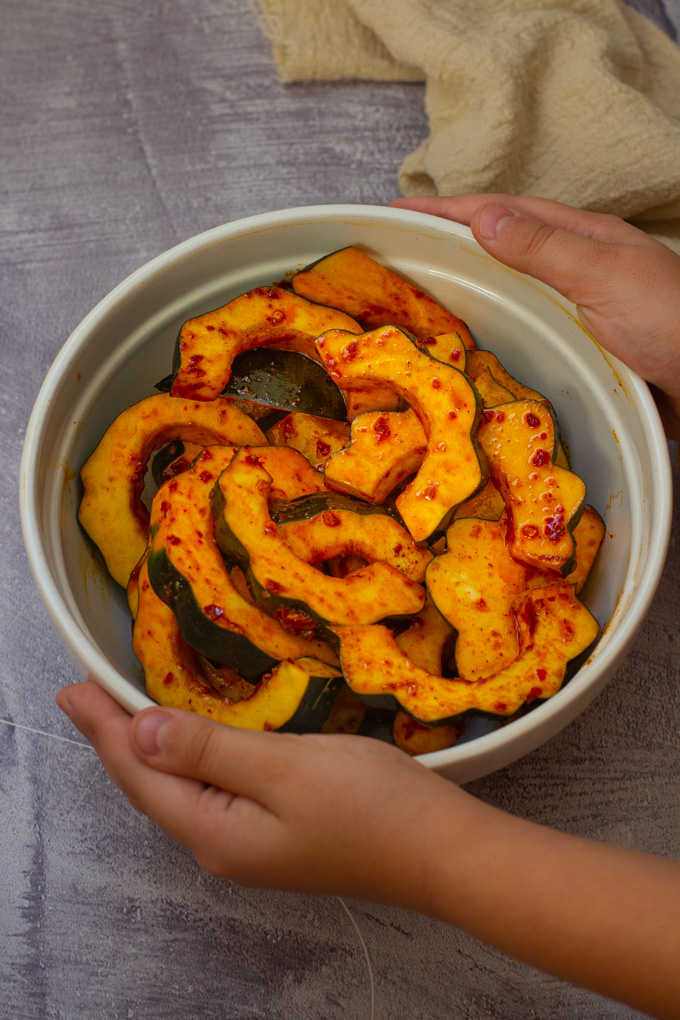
[56,680,472,908]
[392,194,680,439]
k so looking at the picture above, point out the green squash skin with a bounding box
[269,491,390,526]
[277,672,346,733]
[146,537,277,682]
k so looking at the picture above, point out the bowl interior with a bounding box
[21,206,671,782]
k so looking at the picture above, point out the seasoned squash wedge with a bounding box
[324,408,427,504]
[266,412,351,472]
[212,449,425,635]
[147,445,336,677]
[333,583,599,723]
[392,713,463,755]
[293,247,476,347]
[134,559,343,730]
[426,517,531,681]
[477,401,585,574]
[171,286,361,401]
[271,492,433,582]
[315,326,485,541]
[79,393,266,588]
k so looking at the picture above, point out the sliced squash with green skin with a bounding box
[293,247,476,347]
[212,449,425,636]
[79,393,266,588]
[147,445,337,677]
[171,285,362,401]
[271,492,433,583]
[533,505,605,595]
[466,350,570,467]
[472,367,516,408]
[134,562,343,729]
[426,517,531,681]
[333,583,599,724]
[315,326,485,541]
[266,412,351,472]
[477,401,585,574]
[324,408,427,504]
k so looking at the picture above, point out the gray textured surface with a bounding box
[2,1,680,1017]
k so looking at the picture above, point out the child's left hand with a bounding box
[56,679,472,908]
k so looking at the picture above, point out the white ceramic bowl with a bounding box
[20,205,673,783]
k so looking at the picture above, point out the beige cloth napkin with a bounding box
[257,0,680,249]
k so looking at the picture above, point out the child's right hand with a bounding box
[392,194,680,439]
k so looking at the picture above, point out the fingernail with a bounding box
[479,204,516,240]
[134,710,171,756]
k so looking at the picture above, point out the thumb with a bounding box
[470,202,623,308]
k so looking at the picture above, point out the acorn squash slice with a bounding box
[392,713,463,755]
[292,247,476,347]
[324,408,428,504]
[271,492,433,582]
[477,401,586,574]
[315,326,485,541]
[78,393,266,588]
[333,583,599,724]
[147,445,336,677]
[266,412,351,472]
[212,449,425,635]
[133,560,342,729]
[171,285,361,401]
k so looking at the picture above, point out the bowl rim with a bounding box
[20,202,674,772]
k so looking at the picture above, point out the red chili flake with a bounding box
[449,348,462,362]
[196,530,203,539]
[253,287,277,298]
[322,510,341,527]
[266,309,285,326]
[495,411,505,423]
[525,686,543,705]
[265,579,284,593]
[474,597,487,609]
[525,412,541,428]
[373,416,391,442]
[341,341,358,362]
[160,500,171,516]
[167,534,181,545]
[539,432,547,440]
[532,449,550,467]
[432,378,441,390]
[448,410,457,420]
[198,471,214,483]
[522,524,539,538]
[415,336,437,347]
[206,325,215,332]
[188,354,204,364]
[163,672,174,686]
[168,480,178,492]
[493,702,508,712]
[536,669,547,682]
[482,410,495,423]
[316,440,331,458]
[245,454,262,466]
[204,604,224,620]
[186,363,205,377]
[422,485,437,500]
[393,543,403,554]
[274,607,318,639]
[545,509,566,541]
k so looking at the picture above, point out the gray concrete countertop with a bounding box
[3,2,680,1017]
